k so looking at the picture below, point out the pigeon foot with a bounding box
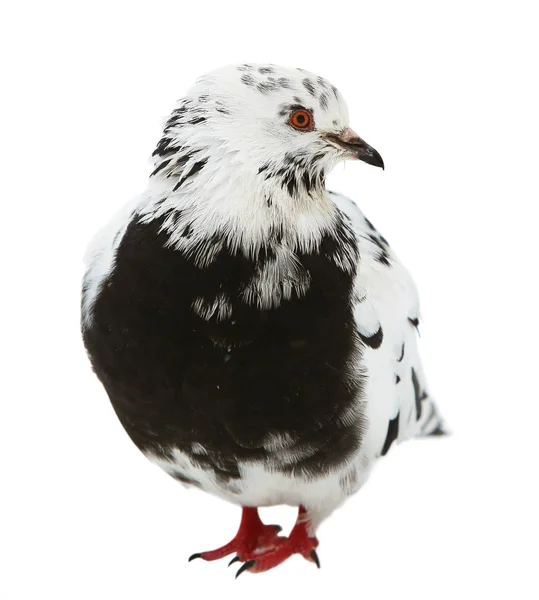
[188,506,283,563]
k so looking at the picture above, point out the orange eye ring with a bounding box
[289,109,314,131]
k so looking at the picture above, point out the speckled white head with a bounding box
[141,64,383,259]
[179,64,350,171]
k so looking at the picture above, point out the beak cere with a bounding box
[325,127,384,169]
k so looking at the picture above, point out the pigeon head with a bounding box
[152,64,383,187]
[146,64,383,257]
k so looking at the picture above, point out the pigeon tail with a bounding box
[416,397,449,438]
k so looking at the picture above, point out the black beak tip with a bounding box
[364,148,384,170]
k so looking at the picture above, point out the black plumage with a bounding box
[82,212,366,480]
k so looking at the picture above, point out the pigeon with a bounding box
[81,63,446,577]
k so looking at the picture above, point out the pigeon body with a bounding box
[81,64,445,572]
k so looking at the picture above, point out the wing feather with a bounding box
[328,191,445,458]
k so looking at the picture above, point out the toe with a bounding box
[235,559,256,578]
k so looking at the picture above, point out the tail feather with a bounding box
[417,398,448,437]
[427,423,449,436]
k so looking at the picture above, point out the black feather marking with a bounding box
[257,81,277,94]
[367,234,384,251]
[240,74,255,86]
[408,317,419,329]
[319,93,328,110]
[269,223,284,244]
[270,150,325,197]
[420,403,437,433]
[375,252,391,267]
[368,234,391,267]
[302,170,314,192]
[317,76,328,88]
[256,245,277,266]
[395,374,401,384]
[163,106,187,133]
[428,424,447,436]
[411,367,428,421]
[151,158,172,177]
[170,210,184,226]
[152,137,175,158]
[364,218,376,231]
[180,222,193,238]
[397,343,405,362]
[172,158,208,192]
[286,176,297,197]
[381,413,399,456]
[359,325,383,349]
[302,78,316,96]
[172,472,199,486]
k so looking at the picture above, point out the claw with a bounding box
[188,552,202,562]
[310,549,321,568]
[228,556,241,567]
[235,559,256,578]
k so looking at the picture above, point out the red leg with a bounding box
[235,506,320,577]
[188,507,283,563]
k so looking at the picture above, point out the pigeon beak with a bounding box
[324,128,384,169]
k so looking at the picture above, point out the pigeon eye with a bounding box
[289,109,314,132]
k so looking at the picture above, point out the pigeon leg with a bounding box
[188,506,283,563]
[235,506,320,576]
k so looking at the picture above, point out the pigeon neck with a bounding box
[143,149,338,262]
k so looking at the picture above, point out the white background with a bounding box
[2,1,538,598]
